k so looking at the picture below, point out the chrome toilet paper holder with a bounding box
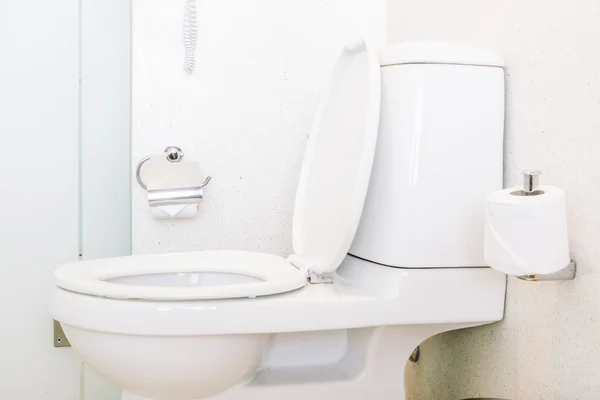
[136,146,211,206]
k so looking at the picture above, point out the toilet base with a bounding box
[121,323,483,400]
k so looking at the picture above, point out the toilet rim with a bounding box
[54,250,308,301]
[53,261,507,336]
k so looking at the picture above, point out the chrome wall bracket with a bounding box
[517,260,576,281]
[54,320,71,348]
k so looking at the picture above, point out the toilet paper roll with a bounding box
[150,204,197,219]
[484,185,570,276]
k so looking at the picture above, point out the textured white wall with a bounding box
[132,0,386,255]
[387,1,600,399]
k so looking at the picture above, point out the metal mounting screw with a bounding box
[164,146,184,162]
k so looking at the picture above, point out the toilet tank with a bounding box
[350,42,505,268]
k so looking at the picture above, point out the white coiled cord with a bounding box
[183,0,197,74]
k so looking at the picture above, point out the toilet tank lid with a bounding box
[380,41,505,68]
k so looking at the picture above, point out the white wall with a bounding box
[132,0,386,255]
[386,1,600,399]
[0,0,80,397]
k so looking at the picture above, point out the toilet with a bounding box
[52,39,507,400]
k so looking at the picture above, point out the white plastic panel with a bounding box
[292,39,381,274]
[0,2,79,398]
[79,0,131,397]
[80,0,132,261]
[350,63,504,267]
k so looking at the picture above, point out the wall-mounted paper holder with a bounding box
[136,146,211,206]
[517,260,576,281]
[486,170,576,283]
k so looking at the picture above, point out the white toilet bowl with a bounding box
[53,252,505,400]
[53,39,508,400]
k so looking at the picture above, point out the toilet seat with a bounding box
[54,37,381,302]
[55,251,307,300]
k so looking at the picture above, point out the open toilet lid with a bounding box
[291,38,381,275]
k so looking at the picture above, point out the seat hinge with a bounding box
[307,269,334,284]
[287,255,334,285]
